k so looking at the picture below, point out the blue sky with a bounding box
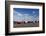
[13,8,39,21]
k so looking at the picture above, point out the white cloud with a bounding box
[33,11,35,14]
[24,14,29,16]
[15,11,23,16]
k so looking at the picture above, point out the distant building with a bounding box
[14,21,25,24]
[13,20,39,24]
[27,21,33,23]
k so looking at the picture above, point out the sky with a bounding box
[13,8,39,22]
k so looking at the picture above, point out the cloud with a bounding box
[18,13,22,16]
[14,11,23,16]
[13,14,34,21]
[24,14,29,16]
[33,11,35,14]
[24,16,32,21]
